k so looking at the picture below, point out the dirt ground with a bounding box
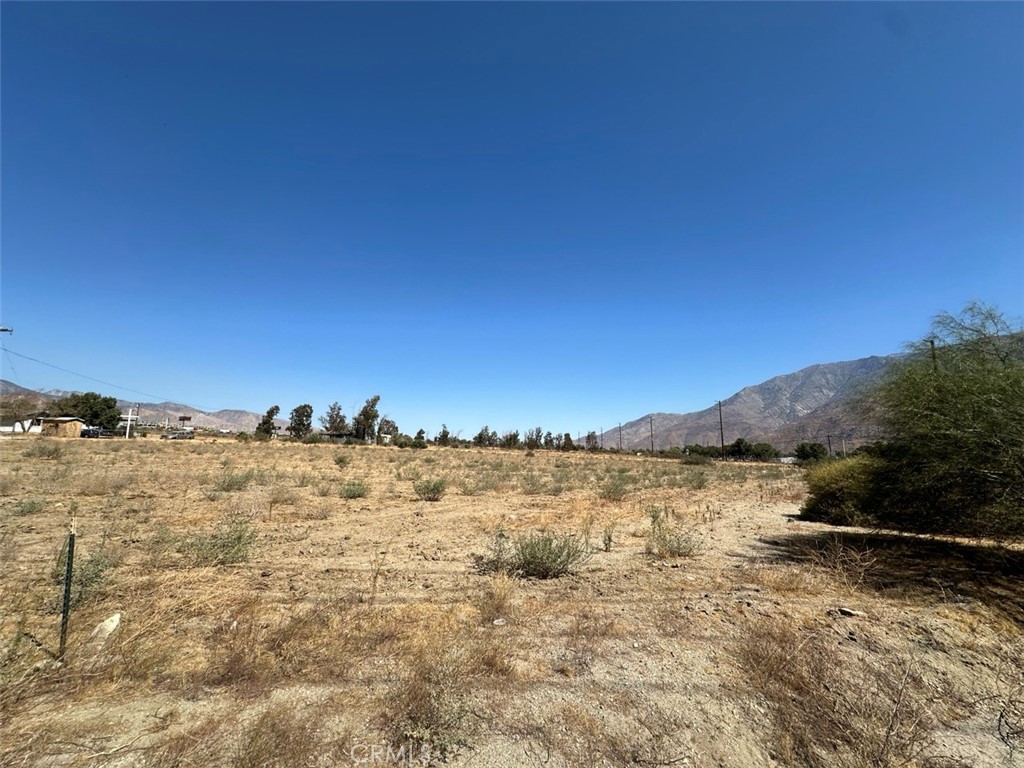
[1,437,1022,767]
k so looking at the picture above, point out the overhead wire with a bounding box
[0,346,222,412]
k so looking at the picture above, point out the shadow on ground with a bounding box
[757,527,1024,628]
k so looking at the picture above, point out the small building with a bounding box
[38,417,87,438]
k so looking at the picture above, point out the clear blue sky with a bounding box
[2,2,1021,437]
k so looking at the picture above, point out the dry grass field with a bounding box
[1,436,1022,767]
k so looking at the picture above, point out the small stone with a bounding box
[837,607,867,618]
[492,618,507,626]
[85,613,121,656]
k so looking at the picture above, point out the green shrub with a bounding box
[340,479,370,499]
[22,442,63,460]
[333,454,351,469]
[477,529,591,579]
[213,468,262,492]
[13,499,44,516]
[52,540,119,606]
[413,478,447,502]
[801,456,880,527]
[598,474,631,501]
[645,505,702,558]
[512,531,591,578]
[179,517,257,566]
[685,470,708,490]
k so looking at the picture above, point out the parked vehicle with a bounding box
[160,431,195,440]
[80,427,100,438]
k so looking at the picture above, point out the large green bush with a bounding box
[870,304,1024,537]
[802,303,1024,537]
[801,456,880,527]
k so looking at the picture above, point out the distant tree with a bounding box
[51,391,121,429]
[436,424,451,446]
[562,433,575,451]
[727,438,752,459]
[585,431,600,451]
[378,416,399,441]
[501,430,521,450]
[543,431,555,450]
[795,442,828,463]
[473,426,498,447]
[319,402,348,435]
[0,394,42,432]
[287,404,314,440]
[748,442,781,461]
[413,428,428,449]
[524,427,543,450]
[353,395,381,442]
[255,405,280,440]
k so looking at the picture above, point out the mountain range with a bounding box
[2,353,893,447]
[604,355,892,452]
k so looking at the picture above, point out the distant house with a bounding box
[0,418,42,434]
[38,417,86,438]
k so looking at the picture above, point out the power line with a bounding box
[0,346,217,411]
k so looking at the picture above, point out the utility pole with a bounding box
[649,415,654,453]
[827,434,833,457]
[718,401,726,460]
[600,428,604,450]
[842,438,847,458]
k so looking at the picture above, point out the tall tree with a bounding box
[51,391,121,429]
[436,424,451,446]
[255,405,280,439]
[319,402,348,435]
[353,395,381,442]
[287,404,314,440]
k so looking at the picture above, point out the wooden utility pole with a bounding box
[649,416,654,453]
[827,434,833,457]
[718,401,726,459]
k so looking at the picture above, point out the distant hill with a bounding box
[0,381,284,433]
[0,380,56,401]
[607,356,892,453]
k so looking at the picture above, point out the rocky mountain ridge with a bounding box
[607,355,892,452]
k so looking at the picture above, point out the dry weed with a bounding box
[736,617,939,768]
